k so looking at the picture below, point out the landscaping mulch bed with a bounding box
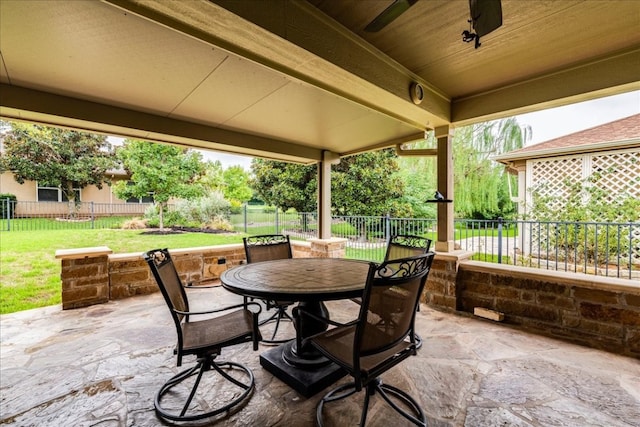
[140,227,236,235]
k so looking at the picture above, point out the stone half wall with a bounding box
[55,243,640,357]
[454,261,640,358]
[108,241,313,300]
[56,241,315,309]
[56,247,112,310]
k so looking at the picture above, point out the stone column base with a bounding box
[307,237,347,258]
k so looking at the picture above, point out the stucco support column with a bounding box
[435,125,455,252]
[318,150,340,239]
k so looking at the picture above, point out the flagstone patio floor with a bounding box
[1,286,639,427]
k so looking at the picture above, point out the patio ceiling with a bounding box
[1,0,639,164]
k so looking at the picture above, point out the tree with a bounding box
[332,149,410,217]
[113,140,205,229]
[197,160,225,192]
[222,166,253,205]
[397,118,531,219]
[396,135,438,218]
[0,122,116,217]
[251,149,407,215]
[251,150,410,237]
[251,159,317,213]
[453,118,530,219]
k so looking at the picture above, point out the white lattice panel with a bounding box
[590,150,640,201]
[524,148,640,267]
[529,157,583,212]
[590,151,640,273]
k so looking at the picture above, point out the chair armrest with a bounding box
[174,301,262,317]
[185,282,218,289]
[175,302,262,350]
[294,306,357,352]
[294,306,356,328]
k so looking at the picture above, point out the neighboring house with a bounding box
[0,131,155,217]
[495,113,640,219]
[0,169,152,217]
[495,114,640,273]
[0,169,127,203]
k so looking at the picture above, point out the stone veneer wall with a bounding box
[56,241,315,309]
[421,251,473,310]
[109,241,313,300]
[453,261,640,358]
[56,243,640,357]
[56,247,113,310]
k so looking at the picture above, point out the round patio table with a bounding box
[221,257,371,397]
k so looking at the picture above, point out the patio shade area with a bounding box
[1,0,639,163]
[1,286,638,426]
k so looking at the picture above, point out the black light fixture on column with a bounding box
[426,191,452,203]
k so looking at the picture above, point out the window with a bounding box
[37,186,81,202]
[124,181,154,203]
[126,195,154,203]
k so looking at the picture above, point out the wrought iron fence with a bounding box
[0,200,156,231]
[236,209,639,280]
[2,200,638,280]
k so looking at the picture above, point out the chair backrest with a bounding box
[243,234,293,263]
[356,252,435,357]
[384,234,432,262]
[143,248,189,331]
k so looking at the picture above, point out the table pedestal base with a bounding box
[259,344,346,398]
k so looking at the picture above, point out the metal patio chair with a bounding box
[352,233,432,318]
[299,253,435,426]
[144,248,261,423]
[243,234,296,344]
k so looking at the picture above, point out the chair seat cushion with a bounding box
[311,325,412,376]
[181,309,254,353]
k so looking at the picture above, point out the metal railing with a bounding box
[234,209,638,280]
[3,201,638,280]
[0,200,156,231]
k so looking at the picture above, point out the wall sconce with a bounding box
[410,82,424,105]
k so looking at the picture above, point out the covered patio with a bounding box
[1,1,639,425]
[1,286,639,426]
[1,0,639,247]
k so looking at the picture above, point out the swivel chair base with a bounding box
[259,305,295,345]
[316,378,426,427]
[155,355,254,422]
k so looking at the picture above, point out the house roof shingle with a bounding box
[495,113,640,163]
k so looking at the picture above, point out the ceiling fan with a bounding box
[364,0,418,32]
[364,0,502,48]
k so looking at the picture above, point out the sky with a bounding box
[515,90,640,147]
[111,89,639,169]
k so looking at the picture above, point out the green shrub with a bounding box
[229,200,243,214]
[145,193,233,229]
[203,216,234,231]
[331,221,358,236]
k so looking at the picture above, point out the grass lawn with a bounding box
[0,224,517,314]
[0,229,245,314]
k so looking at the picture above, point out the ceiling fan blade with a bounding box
[364,0,418,32]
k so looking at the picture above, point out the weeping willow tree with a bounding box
[454,118,531,219]
[397,135,438,218]
[398,117,530,219]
